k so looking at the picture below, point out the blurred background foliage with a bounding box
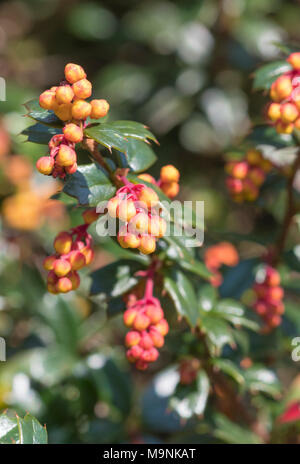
[0,0,300,444]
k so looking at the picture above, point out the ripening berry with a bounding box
[56,277,73,293]
[287,52,300,70]
[259,158,273,173]
[226,177,243,194]
[90,99,110,119]
[39,90,57,110]
[53,259,72,277]
[141,348,159,363]
[123,307,138,327]
[138,173,156,184]
[82,208,99,224]
[36,156,54,175]
[248,167,265,187]
[254,301,268,316]
[280,103,299,123]
[117,199,137,222]
[268,286,284,301]
[43,255,56,271]
[274,75,293,101]
[55,103,72,121]
[155,318,169,336]
[149,327,164,348]
[161,181,179,198]
[265,267,280,287]
[56,145,77,167]
[133,312,151,331]
[138,235,156,255]
[268,314,282,328]
[63,123,83,143]
[270,82,280,102]
[65,163,77,174]
[276,121,294,134]
[69,250,86,270]
[274,301,285,315]
[68,271,80,290]
[135,360,149,370]
[137,186,159,209]
[71,100,92,120]
[125,330,141,347]
[128,212,149,233]
[72,79,92,100]
[107,196,120,218]
[243,179,259,201]
[267,103,281,121]
[231,161,248,179]
[139,332,154,350]
[294,118,300,130]
[246,149,262,165]
[65,63,86,84]
[160,165,180,183]
[126,345,143,362]
[47,270,58,285]
[54,232,73,254]
[122,232,141,249]
[56,85,74,104]
[148,216,166,238]
[145,304,164,324]
[47,283,58,294]
[81,246,94,265]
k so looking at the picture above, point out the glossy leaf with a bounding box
[0,412,47,444]
[118,138,157,173]
[246,125,294,149]
[170,370,210,419]
[243,366,281,398]
[63,163,116,206]
[253,61,291,90]
[212,359,244,385]
[200,315,235,356]
[24,99,62,128]
[21,123,62,144]
[109,120,158,144]
[198,284,218,312]
[215,299,260,331]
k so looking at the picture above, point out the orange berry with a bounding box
[155,318,169,336]
[294,118,300,130]
[36,156,54,175]
[267,103,281,121]
[138,173,156,184]
[280,102,298,123]
[265,267,280,287]
[123,307,138,327]
[39,90,56,110]
[69,250,86,270]
[107,196,121,218]
[148,216,166,238]
[246,149,262,165]
[231,161,248,179]
[64,63,86,84]
[128,212,149,233]
[63,123,83,143]
[161,181,179,198]
[145,304,164,324]
[226,177,243,194]
[72,79,92,100]
[126,345,143,362]
[125,331,141,347]
[135,360,149,370]
[268,286,284,301]
[138,235,156,255]
[65,163,77,174]
[54,103,72,121]
[71,99,91,120]
[56,85,74,104]
[90,99,110,119]
[53,259,71,277]
[275,121,294,134]
[275,75,293,101]
[54,232,73,254]
[82,208,99,224]
[270,82,280,102]
[160,165,180,183]
[139,332,154,350]
[117,199,137,222]
[68,271,80,290]
[287,52,300,70]
[243,179,259,201]
[56,145,77,167]
[149,327,164,348]
[81,246,94,265]
[47,270,58,285]
[133,313,150,331]
[122,232,141,249]
[43,255,56,271]
[137,186,159,209]
[56,277,73,293]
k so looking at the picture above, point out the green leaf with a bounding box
[213,413,263,444]
[211,359,244,385]
[118,138,157,173]
[63,163,116,206]
[24,99,62,128]
[164,268,199,327]
[272,41,300,56]
[253,61,292,90]
[215,299,260,331]
[198,284,218,312]
[84,123,128,153]
[200,315,235,356]
[21,123,62,144]
[246,125,294,149]
[170,370,210,419]
[0,412,47,444]
[243,366,281,398]
[90,259,143,298]
[109,120,158,144]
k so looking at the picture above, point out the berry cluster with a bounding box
[252,265,285,330]
[138,164,180,199]
[204,241,239,287]
[267,52,300,134]
[123,276,169,370]
[107,178,166,255]
[37,63,109,178]
[225,149,273,202]
[43,208,99,294]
